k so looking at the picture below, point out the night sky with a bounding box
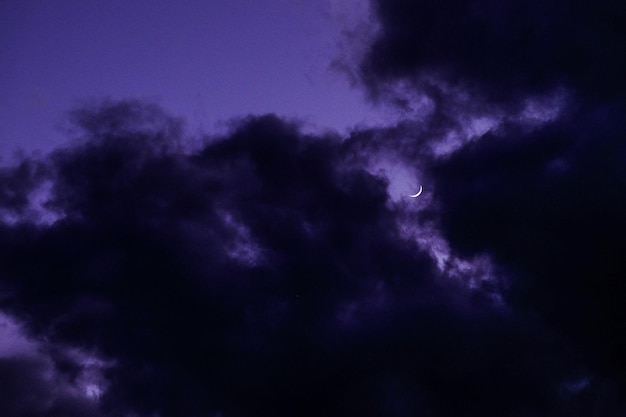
[1,1,625,416]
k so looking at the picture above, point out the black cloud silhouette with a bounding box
[0,100,605,416]
[2,1,626,415]
[361,0,626,103]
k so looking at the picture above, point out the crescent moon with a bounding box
[409,185,423,198]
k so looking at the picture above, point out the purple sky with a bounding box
[1,0,383,157]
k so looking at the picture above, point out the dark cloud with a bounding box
[0,159,47,218]
[360,0,626,103]
[0,100,611,416]
[0,354,105,417]
[1,1,625,415]
[351,3,626,411]
[431,101,626,382]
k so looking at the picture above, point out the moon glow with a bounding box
[409,186,423,198]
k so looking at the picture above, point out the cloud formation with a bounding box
[354,0,626,411]
[2,0,626,415]
[0,99,609,416]
[360,0,626,103]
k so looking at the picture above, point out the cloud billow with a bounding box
[1,0,626,414]
[0,100,597,416]
[353,0,626,412]
[361,0,626,103]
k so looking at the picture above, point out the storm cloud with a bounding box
[1,0,626,415]
[0,99,606,416]
[360,0,626,103]
[357,0,626,410]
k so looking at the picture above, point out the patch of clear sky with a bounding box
[0,0,386,159]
